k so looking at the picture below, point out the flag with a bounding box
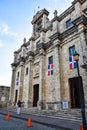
[69,56,77,69]
[48,64,53,75]
[16,77,19,85]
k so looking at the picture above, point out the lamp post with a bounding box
[73,51,87,130]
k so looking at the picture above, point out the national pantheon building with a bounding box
[10,0,87,110]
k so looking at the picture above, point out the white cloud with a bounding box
[0,23,18,37]
[0,23,9,35]
[0,39,4,47]
[54,0,58,3]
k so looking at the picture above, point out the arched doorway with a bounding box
[33,84,39,107]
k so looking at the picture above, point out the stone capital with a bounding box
[29,56,34,62]
[39,48,45,56]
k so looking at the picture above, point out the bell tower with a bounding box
[31,8,49,37]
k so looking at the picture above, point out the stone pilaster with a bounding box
[38,49,45,110]
[28,56,33,107]
[19,61,24,101]
[74,1,82,17]
[9,66,16,105]
[23,55,34,108]
[78,25,87,106]
[78,26,87,64]
[53,42,61,110]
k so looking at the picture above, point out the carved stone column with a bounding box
[23,54,34,108]
[19,61,24,101]
[78,27,87,63]
[53,42,61,110]
[38,49,45,110]
[78,26,87,107]
[9,66,16,106]
[28,55,33,108]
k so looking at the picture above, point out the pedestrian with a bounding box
[17,99,21,115]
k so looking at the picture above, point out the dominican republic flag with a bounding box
[48,64,53,76]
[69,56,77,69]
[16,77,19,85]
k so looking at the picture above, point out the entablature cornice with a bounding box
[50,32,61,42]
[60,26,78,39]
[58,6,74,21]
[51,16,60,22]
[40,28,48,33]
[11,62,20,68]
[83,8,87,15]
[27,51,34,57]
[72,15,87,26]
[72,0,86,5]
[29,36,35,41]
[44,41,52,49]
[11,56,25,68]
[36,42,45,50]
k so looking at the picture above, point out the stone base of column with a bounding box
[37,100,44,110]
[46,101,61,111]
[85,101,87,109]
[24,100,30,108]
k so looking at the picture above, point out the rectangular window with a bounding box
[69,45,75,56]
[26,67,28,75]
[49,56,53,64]
[17,72,19,78]
[66,19,72,28]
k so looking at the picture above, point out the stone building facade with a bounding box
[10,0,87,110]
[0,86,10,107]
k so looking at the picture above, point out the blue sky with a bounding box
[0,0,73,86]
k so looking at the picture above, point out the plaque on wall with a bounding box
[62,101,68,109]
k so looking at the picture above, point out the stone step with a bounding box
[6,107,85,122]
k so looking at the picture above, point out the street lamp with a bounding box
[73,51,87,130]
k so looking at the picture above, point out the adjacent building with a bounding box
[10,0,87,110]
[0,86,10,107]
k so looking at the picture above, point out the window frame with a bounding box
[25,67,28,75]
[66,18,72,28]
[48,56,53,64]
[69,45,75,56]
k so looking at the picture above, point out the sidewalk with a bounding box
[0,108,81,130]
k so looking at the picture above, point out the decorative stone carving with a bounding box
[33,63,39,77]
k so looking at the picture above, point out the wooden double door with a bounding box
[69,77,84,108]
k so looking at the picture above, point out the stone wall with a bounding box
[0,86,10,107]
